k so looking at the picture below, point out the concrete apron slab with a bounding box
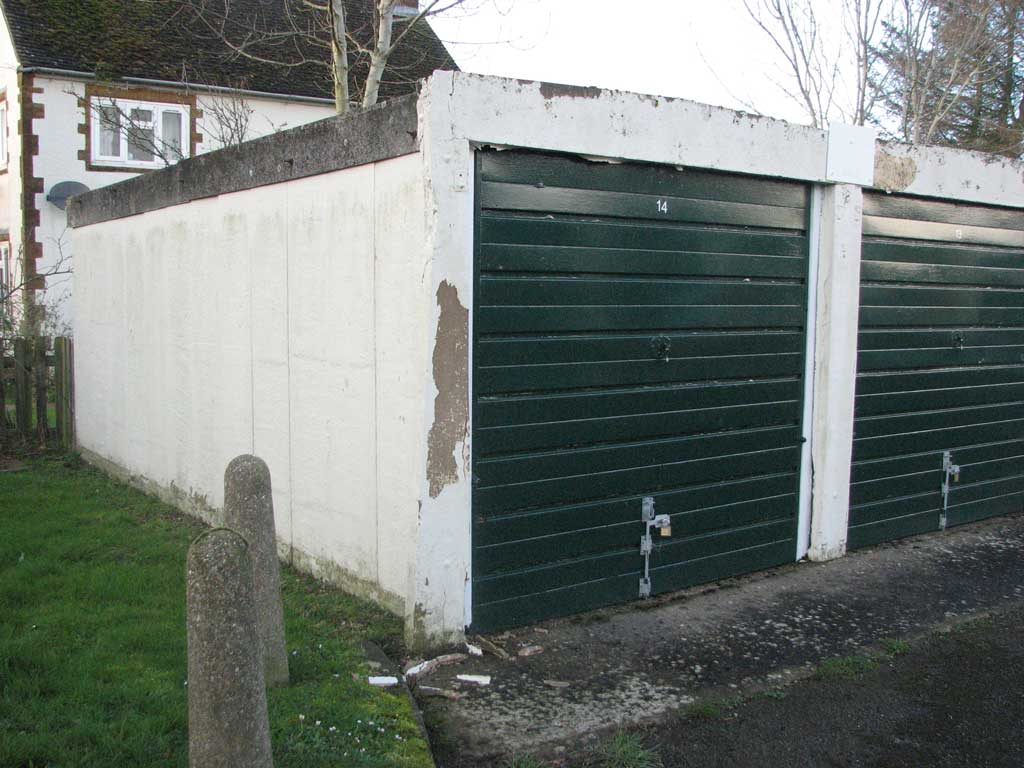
[420,513,1024,759]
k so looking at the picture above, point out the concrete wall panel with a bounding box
[74,154,427,615]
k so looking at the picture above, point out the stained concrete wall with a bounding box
[74,152,429,613]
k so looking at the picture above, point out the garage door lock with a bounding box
[940,450,961,530]
[639,496,672,598]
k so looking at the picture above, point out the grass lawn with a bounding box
[0,455,433,768]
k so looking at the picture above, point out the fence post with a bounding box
[54,338,66,448]
[66,339,75,449]
[13,338,29,437]
[0,338,8,432]
[34,336,48,445]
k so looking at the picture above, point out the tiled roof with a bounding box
[0,0,457,102]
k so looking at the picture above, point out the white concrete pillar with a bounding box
[807,183,864,560]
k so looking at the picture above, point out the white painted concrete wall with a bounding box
[874,141,1024,207]
[74,153,428,613]
[32,75,333,332]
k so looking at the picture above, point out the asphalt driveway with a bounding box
[416,513,1024,765]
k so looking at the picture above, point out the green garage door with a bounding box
[849,192,1024,550]
[471,150,811,632]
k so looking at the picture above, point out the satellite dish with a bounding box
[47,181,91,210]
[393,0,418,18]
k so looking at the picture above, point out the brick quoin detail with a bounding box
[19,73,44,291]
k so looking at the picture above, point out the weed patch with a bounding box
[815,654,880,681]
[882,638,911,656]
[591,731,663,768]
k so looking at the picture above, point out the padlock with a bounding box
[660,525,672,537]
[954,469,960,482]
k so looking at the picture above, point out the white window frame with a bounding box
[1,243,11,299]
[90,97,190,168]
[0,103,8,167]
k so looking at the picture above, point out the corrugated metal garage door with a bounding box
[471,150,811,631]
[849,192,1024,550]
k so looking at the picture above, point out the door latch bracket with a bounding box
[940,450,961,530]
[639,496,672,598]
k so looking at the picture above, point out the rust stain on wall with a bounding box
[874,147,918,192]
[427,281,469,499]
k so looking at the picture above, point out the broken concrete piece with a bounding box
[473,636,512,661]
[417,686,463,700]
[368,676,400,687]
[405,652,469,679]
[544,679,570,689]
[404,660,432,677]
[518,645,544,657]
[456,674,492,686]
[467,642,483,657]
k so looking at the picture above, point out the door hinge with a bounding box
[940,450,961,530]
[639,496,672,599]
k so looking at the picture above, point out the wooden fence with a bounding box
[0,336,75,449]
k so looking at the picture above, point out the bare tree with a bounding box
[743,0,892,127]
[878,0,1000,144]
[180,0,473,114]
[744,0,841,127]
[845,0,893,125]
[1,237,73,340]
[199,89,254,148]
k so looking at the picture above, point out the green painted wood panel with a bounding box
[848,192,1024,548]
[471,150,810,632]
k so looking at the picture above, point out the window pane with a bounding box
[98,105,121,157]
[0,105,7,163]
[127,107,155,162]
[127,129,155,162]
[161,111,183,157]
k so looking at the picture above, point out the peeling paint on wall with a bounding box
[426,280,469,499]
[874,148,918,192]
[538,81,604,101]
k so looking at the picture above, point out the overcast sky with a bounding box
[428,0,828,125]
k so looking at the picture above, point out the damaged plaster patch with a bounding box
[538,81,604,101]
[874,147,918,192]
[427,281,469,499]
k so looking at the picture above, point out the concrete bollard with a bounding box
[223,455,290,687]
[187,529,273,768]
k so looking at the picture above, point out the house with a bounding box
[0,0,455,333]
